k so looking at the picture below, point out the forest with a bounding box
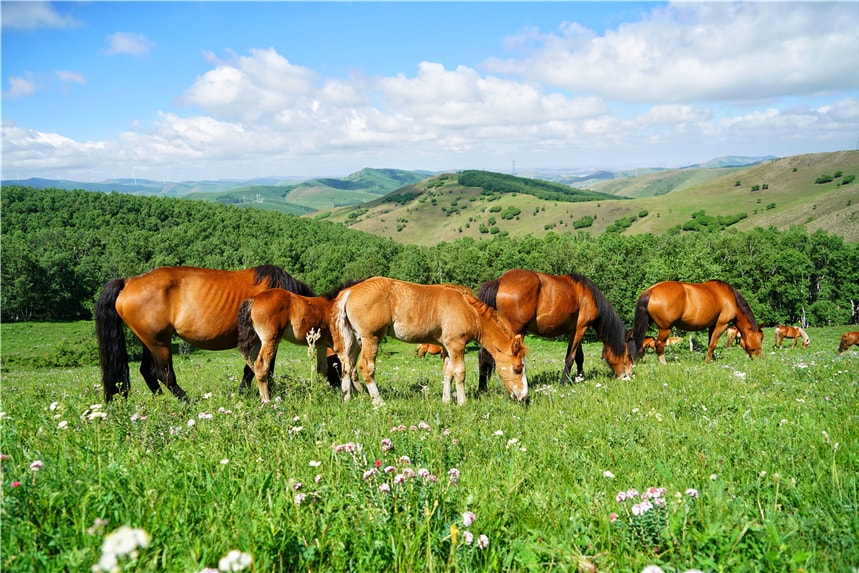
[2,185,858,327]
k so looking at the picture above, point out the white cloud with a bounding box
[102,32,154,57]
[1,2,80,30]
[55,70,86,85]
[486,3,859,103]
[3,75,38,98]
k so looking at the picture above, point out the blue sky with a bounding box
[2,1,858,182]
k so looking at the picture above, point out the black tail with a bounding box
[237,299,260,365]
[476,278,500,392]
[631,290,652,361]
[96,279,129,402]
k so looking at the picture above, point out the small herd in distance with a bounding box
[95,264,859,406]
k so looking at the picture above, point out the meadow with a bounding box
[1,322,857,572]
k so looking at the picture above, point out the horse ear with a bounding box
[513,334,529,356]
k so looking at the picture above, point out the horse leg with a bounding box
[147,344,188,401]
[357,337,384,406]
[706,324,728,363]
[563,329,586,383]
[442,353,453,404]
[239,364,255,392]
[252,338,280,402]
[451,351,468,406]
[139,347,162,396]
[477,347,495,392]
[655,330,670,364]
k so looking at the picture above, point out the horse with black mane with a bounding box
[96,265,315,402]
[477,269,631,388]
[632,279,764,363]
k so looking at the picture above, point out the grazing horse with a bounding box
[236,283,359,401]
[837,331,859,353]
[774,325,811,348]
[331,277,528,406]
[96,265,315,402]
[632,280,764,364]
[725,326,741,348]
[415,343,445,358]
[477,269,631,388]
[639,335,682,357]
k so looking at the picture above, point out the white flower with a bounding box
[309,460,322,467]
[57,420,68,430]
[218,549,253,572]
[603,470,615,479]
[641,566,665,573]
[30,460,44,472]
[462,511,476,527]
[494,430,504,436]
[462,530,474,545]
[93,526,151,572]
[187,419,196,427]
[220,459,229,465]
[477,534,489,549]
[50,401,59,411]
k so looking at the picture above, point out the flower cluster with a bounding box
[92,525,151,573]
[611,486,699,551]
[453,511,490,551]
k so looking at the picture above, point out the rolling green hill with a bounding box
[317,151,859,245]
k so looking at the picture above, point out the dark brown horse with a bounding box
[96,265,315,402]
[838,331,859,353]
[632,280,764,363]
[774,325,811,348]
[236,284,359,401]
[331,277,528,405]
[477,269,632,388]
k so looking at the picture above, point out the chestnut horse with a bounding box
[96,265,315,402]
[725,326,741,348]
[415,343,445,358]
[236,283,359,401]
[477,269,631,388]
[639,335,683,356]
[331,277,528,406]
[774,325,811,348]
[838,331,859,353]
[632,280,764,363]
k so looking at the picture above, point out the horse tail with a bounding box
[631,290,653,361]
[237,298,259,365]
[255,265,316,297]
[334,290,356,356]
[96,278,130,402]
[572,274,627,361]
[477,278,500,309]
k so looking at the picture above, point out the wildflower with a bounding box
[410,425,418,431]
[462,530,474,545]
[685,488,699,498]
[402,467,416,479]
[603,470,615,479]
[384,465,397,474]
[58,420,68,430]
[417,468,430,478]
[494,430,504,436]
[378,483,391,494]
[462,511,476,527]
[374,459,382,468]
[93,525,151,573]
[363,469,377,481]
[448,467,460,485]
[198,412,213,419]
[203,392,213,399]
[187,419,196,427]
[87,517,109,536]
[710,474,718,481]
[218,549,253,572]
[609,512,618,523]
[641,566,665,573]
[506,437,519,449]
[50,402,59,411]
[626,488,639,498]
[418,422,431,431]
[289,426,303,434]
[443,428,451,436]
[381,438,393,451]
[334,442,357,453]
[477,534,489,549]
[10,481,21,488]
[294,493,306,506]
[394,474,406,484]
[309,460,322,467]
[0,454,8,461]
[615,491,627,502]
[30,460,44,472]
[398,455,411,466]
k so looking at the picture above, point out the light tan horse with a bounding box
[415,343,445,358]
[237,284,358,401]
[632,280,764,364]
[774,325,811,348]
[96,265,315,402]
[331,277,528,406]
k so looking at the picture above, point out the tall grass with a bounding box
[1,325,857,572]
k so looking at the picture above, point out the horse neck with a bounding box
[473,304,512,357]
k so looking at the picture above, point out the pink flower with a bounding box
[293,482,303,491]
[314,474,322,484]
[448,468,460,485]
[477,534,489,550]
[417,468,430,478]
[616,491,627,503]
[418,422,431,431]
[685,488,699,498]
[394,474,406,484]
[384,465,397,474]
[402,467,416,479]
[29,460,44,472]
[609,512,618,523]
[374,459,382,468]
[363,469,377,481]
[462,530,474,545]
[626,488,639,498]
[378,483,391,494]
[10,481,21,488]
[398,455,411,466]
[381,439,393,452]
[462,511,476,527]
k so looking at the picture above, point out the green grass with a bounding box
[1,325,857,572]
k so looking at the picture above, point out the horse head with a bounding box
[606,342,633,379]
[739,327,765,359]
[493,334,529,402]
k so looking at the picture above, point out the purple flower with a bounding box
[383,465,397,474]
[462,511,476,527]
[378,483,391,494]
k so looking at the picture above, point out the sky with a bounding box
[2,1,859,182]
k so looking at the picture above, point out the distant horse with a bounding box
[774,325,811,348]
[639,335,683,356]
[236,283,360,401]
[632,280,764,363]
[477,269,631,388]
[837,331,859,353]
[96,265,315,402]
[331,277,528,406]
[725,326,741,348]
[415,343,445,358]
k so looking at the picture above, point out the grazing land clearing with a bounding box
[1,323,857,572]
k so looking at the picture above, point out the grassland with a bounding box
[1,322,857,572]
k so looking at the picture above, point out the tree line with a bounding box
[3,186,858,328]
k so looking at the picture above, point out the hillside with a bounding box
[317,151,859,245]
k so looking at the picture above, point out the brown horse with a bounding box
[415,343,445,358]
[837,331,859,353]
[774,325,811,348]
[632,280,764,363]
[236,283,358,401]
[331,277,528,405]
[725,326,741,348]
[477,269,631,388]
[96,265,315,402]
[639,335,683,356]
